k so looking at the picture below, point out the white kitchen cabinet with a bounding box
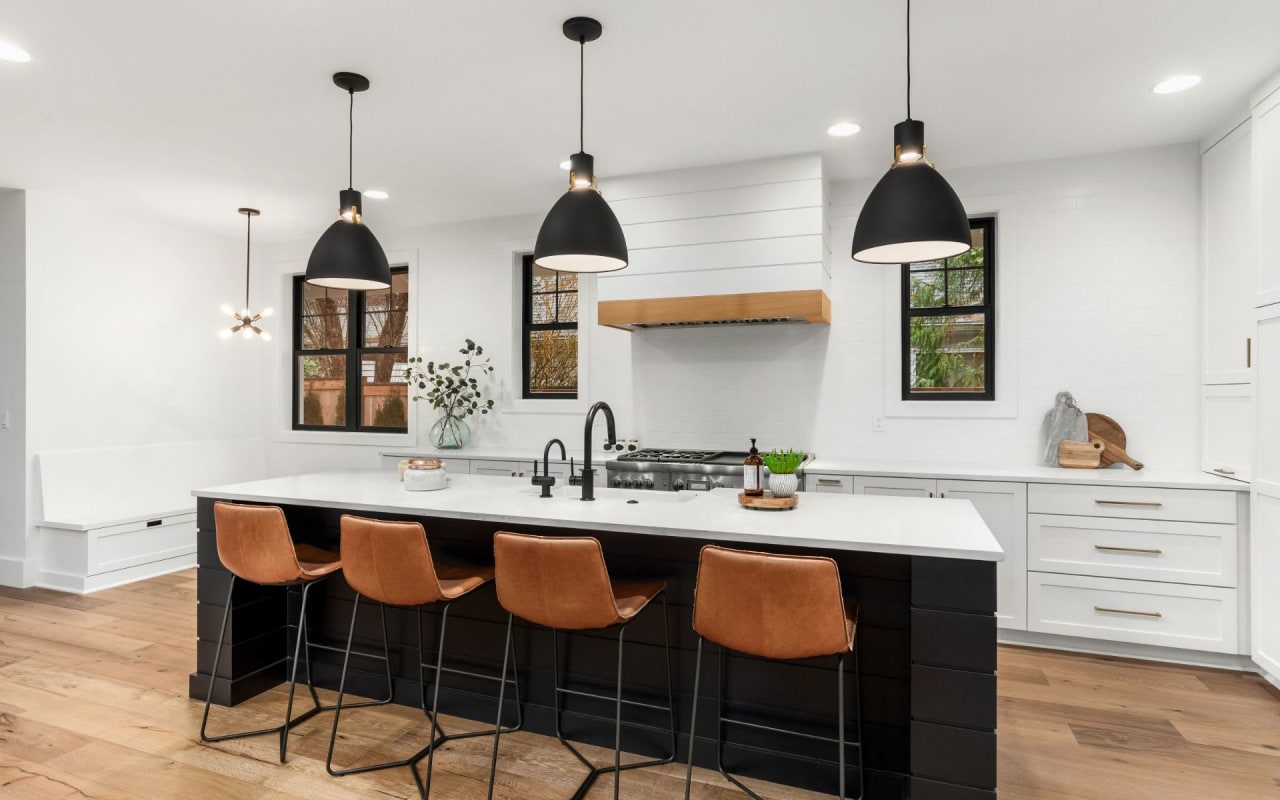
[1253,85,1280,308]
[805,473,854,494]
[470,459,537,478]
[1202,118,1257,383]
[853,475,936,497]
[853,476,1026,630]
[1252,313,1280,677]
[1201,384,1255,482]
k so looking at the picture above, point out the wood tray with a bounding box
[738,491,799,511]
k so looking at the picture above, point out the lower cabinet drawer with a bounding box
[1027,514,1237,587]
[805,473,853,493]
[1027,573,1238,653]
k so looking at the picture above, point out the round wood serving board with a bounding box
[738,491,799,510]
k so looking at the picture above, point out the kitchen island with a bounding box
[190,470,1003,800]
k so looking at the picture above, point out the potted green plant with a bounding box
[761,449,805,498]
[403,339,495,449]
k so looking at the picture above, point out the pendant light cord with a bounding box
[578,36,586,153]
[243,213,252,311]
[347,89,355,189]
[906,0,912,120]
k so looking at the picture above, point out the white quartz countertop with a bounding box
[194,470,1004,562]
[804,459,1248,492]
[381,447,617,465]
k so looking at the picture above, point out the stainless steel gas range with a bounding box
[605,448,813,492]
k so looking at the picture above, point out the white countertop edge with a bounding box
[194,471,1004,563]
[380,447,618,464]
[804,460,1249,492]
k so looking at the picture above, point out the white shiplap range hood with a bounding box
[596,154,832,330]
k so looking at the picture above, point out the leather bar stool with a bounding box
[683,545,864,800]
[487,531,676,800]
[326,515,522,799]
[200,501,394,762]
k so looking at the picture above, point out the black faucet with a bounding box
[580,401,616,501]
[532,438,566,498]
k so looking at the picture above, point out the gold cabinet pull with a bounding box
[816,478,843,486]
[1095,606,1163,618]
[1094,545,1163,555]
[1094,500,1163,508]
[1248,337,1252,369]
[1213,467,1236,476]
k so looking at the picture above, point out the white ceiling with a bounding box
[1,1,1277,243]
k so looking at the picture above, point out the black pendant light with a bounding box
[533,17,628,274]
[220,208,273,341]
[305,72,392,290]
[851,0,971,264]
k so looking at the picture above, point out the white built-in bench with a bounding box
[36,439,264,593]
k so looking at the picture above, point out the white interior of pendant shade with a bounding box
[853,239,971,265]
[534,253,627,273]
[306,277,391,290]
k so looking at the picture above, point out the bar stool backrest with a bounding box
[213,501,307,585]
[340,515,446,607]
[493,531,623,630]
[693,545,853,660]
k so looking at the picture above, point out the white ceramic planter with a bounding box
[768,472,798,498]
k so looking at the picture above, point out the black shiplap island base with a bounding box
[189,470,1002,800]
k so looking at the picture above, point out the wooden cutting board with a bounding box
[1058,439,1104,469]
[1086,413,1144,470]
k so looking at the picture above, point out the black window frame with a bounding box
[900,217,996,402]
[521,254,579,400]
[291,266,410,432]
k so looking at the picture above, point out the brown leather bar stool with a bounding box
[683,545,863,800]
[200,501,393,762]
[326,516,522,799]
[487,531,676,800]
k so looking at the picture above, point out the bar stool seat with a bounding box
[487,532,676,800]
[326,516,521,800]
[200,502,393,763]
[684,544,864,800]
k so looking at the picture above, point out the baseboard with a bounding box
[0,555,36,588]
[37,552,196,594]
[999,629,1256,672]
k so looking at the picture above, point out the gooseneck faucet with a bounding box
[532,438,567,498]
[581,401,616,501]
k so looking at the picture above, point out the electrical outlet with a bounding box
[871,415,884,432]
[0,411,8,430]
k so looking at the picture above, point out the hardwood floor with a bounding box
[0,571,1278,798]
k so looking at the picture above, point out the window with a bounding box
[521,254,579,398]
[293,268,409,431]
[901,218,994,401]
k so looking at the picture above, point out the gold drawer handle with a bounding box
[1213,467,1236,476]
[1095,500,1164,508]
[1094,545,1163,555]
[1095,606,1163,618]
[816,478,844,486]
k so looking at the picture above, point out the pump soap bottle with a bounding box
[744,438,764,497]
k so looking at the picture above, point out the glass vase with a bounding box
[429,414,471,450]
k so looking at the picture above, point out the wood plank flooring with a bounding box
[0,570,1278,798]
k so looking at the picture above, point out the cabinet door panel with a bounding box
[854,476,936,498]
[938,480,1028,630]
[1254,95,1280,307]
[1201,384,1254,482]
[469,460,525,477]
[1202,119,1256,382]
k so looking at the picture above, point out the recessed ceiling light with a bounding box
[364,189,389,200]
[1153,74,1201,95]
[0,41,31,63]
[559,159,572,170]
[827,121,862,137]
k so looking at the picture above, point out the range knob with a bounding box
[673,479,686,491]
[624,478,637,488]
[611,477,622,488]
[642,478,654,489]
[711,480,723,489]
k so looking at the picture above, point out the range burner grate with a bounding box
[615,448,724,464]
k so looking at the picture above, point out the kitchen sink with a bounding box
[519,486,699,504]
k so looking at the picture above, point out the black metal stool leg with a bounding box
[683,635,704,800]
[325,592,363,775]
[486,612,516,800]
[199,575,237,742]
[838,652,846,800]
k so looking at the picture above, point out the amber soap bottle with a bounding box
[743,438,764,497]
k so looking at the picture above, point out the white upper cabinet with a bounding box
[1202,118,1257,384]
[1253,85,1280,309]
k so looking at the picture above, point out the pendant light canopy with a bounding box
[851,0,971,265]
[305,72,392,290]
[533,17,628,274]
[220,208,273,341]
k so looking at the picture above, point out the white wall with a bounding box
[4,191,258,585]
[0,190,26,584]
[256,143,1203,474]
